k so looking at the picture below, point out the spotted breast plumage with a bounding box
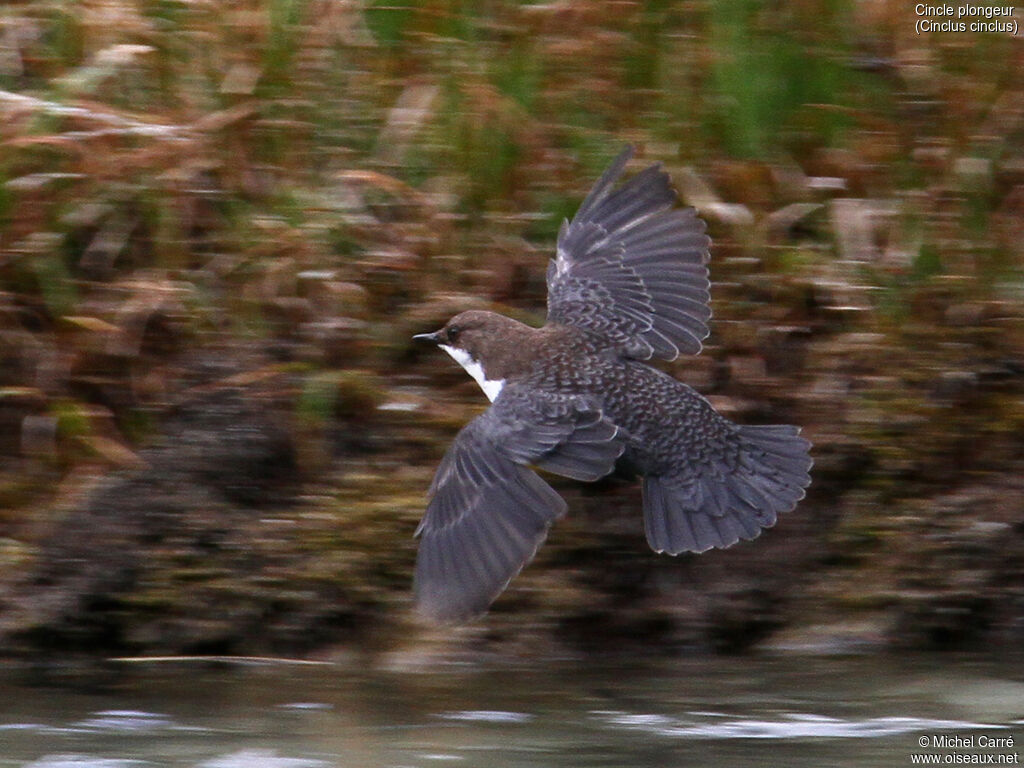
[413,146,813,623]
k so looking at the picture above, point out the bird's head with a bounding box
[414,310,507,361]
[414,310,534,401]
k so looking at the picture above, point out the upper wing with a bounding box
[546,146,712,360]
[414,388,623,623]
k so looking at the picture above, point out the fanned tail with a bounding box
[643,425,812,554]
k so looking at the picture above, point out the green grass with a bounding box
[705,0,859,158]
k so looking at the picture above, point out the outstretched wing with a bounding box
[415,388,622,623]
[547,146,711,360]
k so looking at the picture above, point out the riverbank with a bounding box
[1,0,1022,661]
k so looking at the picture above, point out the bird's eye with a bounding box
[447,325,461,342]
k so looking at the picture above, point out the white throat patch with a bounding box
[439,344,506,402]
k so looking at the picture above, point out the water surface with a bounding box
[2,653,1022,767]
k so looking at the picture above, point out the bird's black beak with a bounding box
[413,330,443,345]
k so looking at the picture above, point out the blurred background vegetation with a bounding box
[0,0,1022,661]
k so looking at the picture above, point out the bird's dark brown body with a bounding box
[438,309,737,481]
[413,149,812,623]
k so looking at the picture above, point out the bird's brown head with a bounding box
[414,310,510,359]
[413,310,538,388]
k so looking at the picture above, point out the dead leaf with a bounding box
[61,316,120,333]
[76,434,148,469]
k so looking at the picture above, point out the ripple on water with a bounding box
[21,756,148,768]
[73,710,175,733]
[417,755,465,762]
[0,722,47,731]
[437,710,534,724]
[195,749,331,768]
[592,711,1009,740]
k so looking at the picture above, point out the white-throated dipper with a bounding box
[413,147,812,623]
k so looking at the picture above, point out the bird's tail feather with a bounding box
[643,424,812,554]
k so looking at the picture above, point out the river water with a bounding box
[2,652,1022,767]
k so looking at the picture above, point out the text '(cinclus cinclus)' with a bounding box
[413,146,813,623]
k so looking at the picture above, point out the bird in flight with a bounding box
[413,147,812,623]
